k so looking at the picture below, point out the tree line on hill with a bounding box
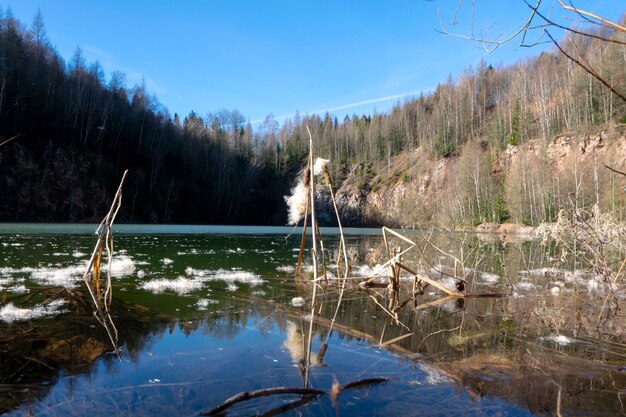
[0,8,624,225]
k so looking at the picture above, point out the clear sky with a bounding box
[4,1,625,126]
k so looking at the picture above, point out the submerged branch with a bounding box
[201,387,325,416]
[201,378,388,416]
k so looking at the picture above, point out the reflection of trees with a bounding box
[0,288,172,414]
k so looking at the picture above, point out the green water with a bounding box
[0,224,624,416]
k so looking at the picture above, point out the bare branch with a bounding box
[527,2,626,46]
[544,30,626,103]
[603,163,626,177]
[0,134,21,147]
[437,0,543,52]
[559,0,626,33]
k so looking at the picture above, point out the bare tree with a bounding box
[438,1,626,102]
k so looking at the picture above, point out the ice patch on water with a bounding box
[0,299,67,323]
[586,277,604,293]
[354,264,388,277]
[7,284,28,294]
[543,334,573,345]
[139,276,203,295]
[225,248,245,254]
[105,255,136,277]
[291,297,305,307]
[187,267,264,286]
[30,263,87,287]
[481,272,501,284]
[516,282,535,291]
[419,363,452,385]
[197,298,218,310]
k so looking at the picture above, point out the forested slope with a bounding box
[0,11,285,224]
[1,10,624,226]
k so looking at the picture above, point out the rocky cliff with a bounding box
[332,125,626,228]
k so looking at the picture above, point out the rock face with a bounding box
[331,126,626,228]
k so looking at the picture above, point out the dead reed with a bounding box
[81,169,128,360]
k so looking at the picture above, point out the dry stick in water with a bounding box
[322,163,350,350]
[81,169,128,360]
[304,126,319,389]
[0,133,21,147]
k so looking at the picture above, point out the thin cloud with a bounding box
[250,90,423,125]
[311,90,422,114]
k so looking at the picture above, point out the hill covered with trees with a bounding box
[0,9,624,226]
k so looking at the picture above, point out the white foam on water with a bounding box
[0,299,68,323]
[137,270,146,279]
[139,276,203,295]
[160,258,174,265]
[226,283,238,292]
[72,251,87,257]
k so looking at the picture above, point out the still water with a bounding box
[0,224,624,416]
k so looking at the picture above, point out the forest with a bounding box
[0,8,625,226]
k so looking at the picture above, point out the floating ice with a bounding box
[586,277,603,292]
[419,363,452,385]
[480,272,501,284]
[197,298,218,310]
[139,276,203,295]
[202,269,264,286]
[543,334,573,345]
[30,263,86,287]
[355,264,388,277]
[105,255,136,277]
[515,281,535,291]
[7,284,28,294]
[291,297,305,307]
[0,299,67,323]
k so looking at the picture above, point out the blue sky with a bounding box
[5,1,625,126]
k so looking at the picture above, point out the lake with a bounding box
[0,224,624,416]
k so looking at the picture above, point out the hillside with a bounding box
[332,126,626,228]
[1,10,625,227]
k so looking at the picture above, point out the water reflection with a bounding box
[0,227,624,416]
